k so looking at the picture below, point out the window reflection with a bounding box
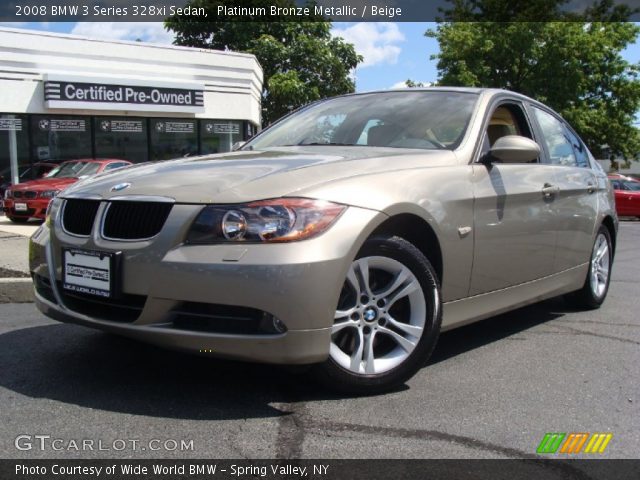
[200,120,242,154]
[150,119,198,160]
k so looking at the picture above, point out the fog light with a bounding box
[272,316,287,333]
[259,313,287,334]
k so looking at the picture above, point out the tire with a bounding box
[7,216,29,224]
[564,225,613,309]
[314,235,442,395]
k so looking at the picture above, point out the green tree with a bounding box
[404,79,427,88]
[165,1,361,125]
[428,0,640,160]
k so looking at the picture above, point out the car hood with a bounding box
[61,147,458,204]
[12,177,78,191]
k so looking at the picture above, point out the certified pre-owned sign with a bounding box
[43,74,204,113]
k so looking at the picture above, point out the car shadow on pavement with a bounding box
[429,297,570,365]
[0,297,575,417]
[0,322,304,420]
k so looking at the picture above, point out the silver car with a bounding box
[29,88,617,393]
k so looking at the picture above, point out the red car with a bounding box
[0,162,57,202]
[608,174,640,218]
[3,158,131,223]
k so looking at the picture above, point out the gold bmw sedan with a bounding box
[29,88,617,393]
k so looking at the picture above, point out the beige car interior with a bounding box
[485,105,538,163]
[487,106,521,146]
[367,123,401,147]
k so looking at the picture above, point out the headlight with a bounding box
[40,190,60,199]
[45,197,63,227]
[4,189,11,199]
[187,198,346,243]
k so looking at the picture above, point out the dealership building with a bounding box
[0,27,263,185]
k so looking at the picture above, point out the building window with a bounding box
[0,114,30,186]
[200,120,242,154]
[150,118,198,160]
[1,114,255,187]
[245,121,258,140]
[30,115,92,162]
[94,117,148,163]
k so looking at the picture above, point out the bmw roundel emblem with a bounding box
[110,182,131,192]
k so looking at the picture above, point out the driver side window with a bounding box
[482,104,537,162]
[487,107,521,145]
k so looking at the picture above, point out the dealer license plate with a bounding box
[14,202,27,212]
[62,249,114,298]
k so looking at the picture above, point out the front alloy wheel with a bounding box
[315,235,442,394]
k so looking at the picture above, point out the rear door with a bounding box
[528,106,598,272]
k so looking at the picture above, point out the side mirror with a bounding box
[486,135,541,164]
[232,141,246,151]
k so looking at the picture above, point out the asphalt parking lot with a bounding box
[0,223,638,461]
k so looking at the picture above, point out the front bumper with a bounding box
[29,202,384,364]
[3,198,49,219]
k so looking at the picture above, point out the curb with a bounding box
[0,278,34,303]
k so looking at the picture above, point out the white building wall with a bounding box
[0,27,263,124]
[598,159,640,175]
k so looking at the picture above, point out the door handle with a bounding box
[587,182,595,194]
[542,183,560,198]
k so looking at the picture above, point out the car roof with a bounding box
[351,86,528,99]
[323,87,553,115]
[361,86,488,95]
[608,174,639,181]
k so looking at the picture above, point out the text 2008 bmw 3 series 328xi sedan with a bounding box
[29,88,617,394]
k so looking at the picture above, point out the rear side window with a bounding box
[564,128,589,168]
[532,107,578,167]
[103,162,127,172]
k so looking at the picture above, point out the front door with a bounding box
[470,102,558,295]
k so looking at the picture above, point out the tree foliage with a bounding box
[436,0,637,22]
[165,1,361,125]
[404,79,427,88]
[428,0,640,160]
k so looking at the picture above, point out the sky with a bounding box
[2,21,640,92]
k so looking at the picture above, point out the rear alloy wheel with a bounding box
[315,235,442,394]
[565,225,613,309]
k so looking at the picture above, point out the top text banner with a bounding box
[2,0,640,22]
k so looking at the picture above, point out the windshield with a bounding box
[76,163,101,176]
[46,161,96,178]
[246,91,478,151]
